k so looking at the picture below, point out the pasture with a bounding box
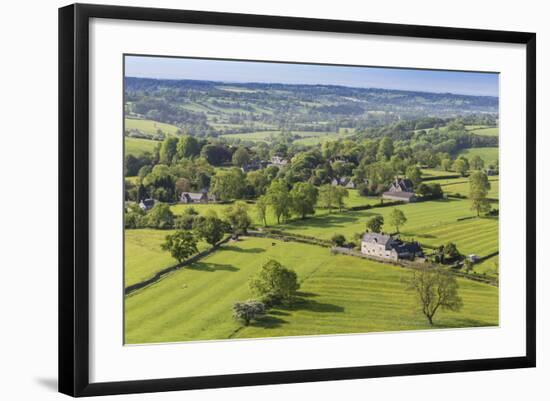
[124,237,498,344]
[278,198,498,257]
[404,217,498,258]
[125,229,209,287]
[125,118,180,136]
[220,130,353,145]
[441,178,499,199]
[125,137,159,156]
[458,147,499,164]
[469,126,499,136]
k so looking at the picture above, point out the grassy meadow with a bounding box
[125,118,180,136]
[125,137,159,156]
[125,237,498,344]
[457,147,499,164]
[125,229,210,287]
[469,126,499,136]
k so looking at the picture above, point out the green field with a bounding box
[441,178,499,199]
[474,255,499,277]
[125,237,498,344]
[458,147,499,164]
[406,217,498,258]
[125,229,209,287]
[344,190,381,208]
[220,130,353,145]
[125,137,159,156]
[278,199,498,257]
[421,169,460,179]
[125,118,180,135]
[469,127,499,136]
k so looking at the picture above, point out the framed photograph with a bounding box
[59,3,536,397]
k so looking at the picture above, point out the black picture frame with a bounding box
[59,3,536,397]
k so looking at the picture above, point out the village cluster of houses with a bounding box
[139,176,420,212]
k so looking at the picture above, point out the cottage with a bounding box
[138,198,156,211]
[241,160,268,173]
[180,191,209,204]
[382,178,417,203]
[331,177,366,189]
[269,155,288,167]
[360,232,423,261]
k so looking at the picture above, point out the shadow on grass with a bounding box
[186,262,239,272]
[283,213,362,229]
[402,232,437,239]
[251,293,344,329]
[252,315,288,329]
[223,245,265,254]
[432,317,496,329]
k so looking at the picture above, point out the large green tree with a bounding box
[289,182,318,219]
[469,171,491,216]
[224,201,251,235]
[249,260,300,305]
[266,179,290,224]
[194,214,227,247]
[159,136,179,164]
[452,158,468,177]
[161,230,199,264]
[366,215,384,233]
[210,168,246,201]
[232,147,251,167]
[376,137,394,161]
[145,202,174,229]
[255,195,269,226]
[388,208,407,234]
[318,184,348,213]
[470,155,484,170]
[176,135,201,159]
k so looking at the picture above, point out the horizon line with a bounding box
[124,75,499,99]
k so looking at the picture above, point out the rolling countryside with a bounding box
[123,61,500,344]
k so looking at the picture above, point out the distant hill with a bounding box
[124,77,498,137]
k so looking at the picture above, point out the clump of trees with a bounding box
[318,184,348,212]
[331,234,346,247]
[432,242,462,264]
[405,267,463,325]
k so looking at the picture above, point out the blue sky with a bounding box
[125,55,499,97]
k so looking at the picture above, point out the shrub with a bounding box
[232,300,265,326]
[331,234,346,247]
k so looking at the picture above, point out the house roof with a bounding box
[362,232,423,256]
[182,192,206,200]
[394,241,423,256]
[362,232,394,246]
[382,191,415,199]
[389,178,414,192]
[140,199,155,207]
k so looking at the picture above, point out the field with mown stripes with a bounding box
[125,237,498,344]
